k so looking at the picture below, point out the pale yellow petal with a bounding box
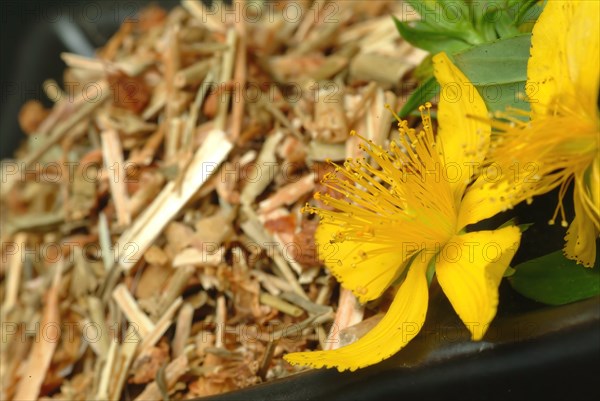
[575,157,600,231]
[564,170,599,267]
[566,1,599,118]
[436,227,521,340]
[564,211,597,268]
[456,176,517,229]
[432,52,491,202]
[284,255,430,371]
[527,1,572,114]
[528,1,599,117]
[590,156,600,225]
[316,221,409,304]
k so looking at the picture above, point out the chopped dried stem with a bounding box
[101,129,131,226]
[112,283,155,338]
[13,263,62,400]
[172,302,195,358]
[2,232,26,313]
[259,292,304,317]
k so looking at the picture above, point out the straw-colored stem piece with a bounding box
[2,232,27,313]
[172,303,195,358]
[259,292,304,317]
[101,129,131,226]
[325,288,364,351]
[112,283,155,338]
[108,326,138,400]
[13,263,62,401]
[174,59,212,88]
[96,340,118,400]
[136,297,183,356]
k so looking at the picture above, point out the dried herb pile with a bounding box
[0,1,426,399]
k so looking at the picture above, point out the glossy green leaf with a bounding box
[453,34,530,83]
[490,8,522,38]
[393,5,537,117]
[478,82,529,114]
[512,0,544,27]
[509,251,600,305]
[426,255,436,286]
[472,0,540,33]
[452,34,531,113]
[393,17,473,54]
[433,0,473,32]
[478,15,501,42]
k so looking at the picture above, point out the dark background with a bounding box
[0,0,178,159]
[1,1,599,400]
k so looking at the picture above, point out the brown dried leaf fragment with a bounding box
[292,218,321,269]
[107,70,151,113]
[18,100,50,134]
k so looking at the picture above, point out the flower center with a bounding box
[304,104,457,257]
[488,100,599,227]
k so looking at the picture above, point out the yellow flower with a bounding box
[482,0,599,266]
[284,53,521,372]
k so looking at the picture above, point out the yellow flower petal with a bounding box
[316,221,409,304]
[284,255,430,372]
[566,1,599,118]
[564,172,599,267]
[432,52,490,201]
[456,176,516,229]
[590,155,600,225]
[435,227,521,340]
[564,210,597,268]
[528,0,599,117]
[527,0,572,115]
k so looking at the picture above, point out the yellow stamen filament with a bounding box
[305,103,457,261]
[488,99,599,229]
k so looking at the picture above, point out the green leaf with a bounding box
[493,8,522,38]
[467,0,487,26]
[404,0,472,32]
[478,82,529,114]
[434,0,473,32]
[478,15,501,42]
[393,8,536,117]
[503,266,516,278]
[451,34,531,113]
[395,0,540,56]
[509,251,600,305]
[453,34,530,83]
[393,17,473,54]
[413,54,434,83]
[517,223,534,233]
[471,0,539,34]
[426,255,436,286]
[513,0,544,27]
[399,76,440,118]
[497,218,532,233]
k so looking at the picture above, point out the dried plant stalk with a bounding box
[2,232,26,313]
[101,129,131,226]
[113,284,155,338]
[13,264,62,400]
